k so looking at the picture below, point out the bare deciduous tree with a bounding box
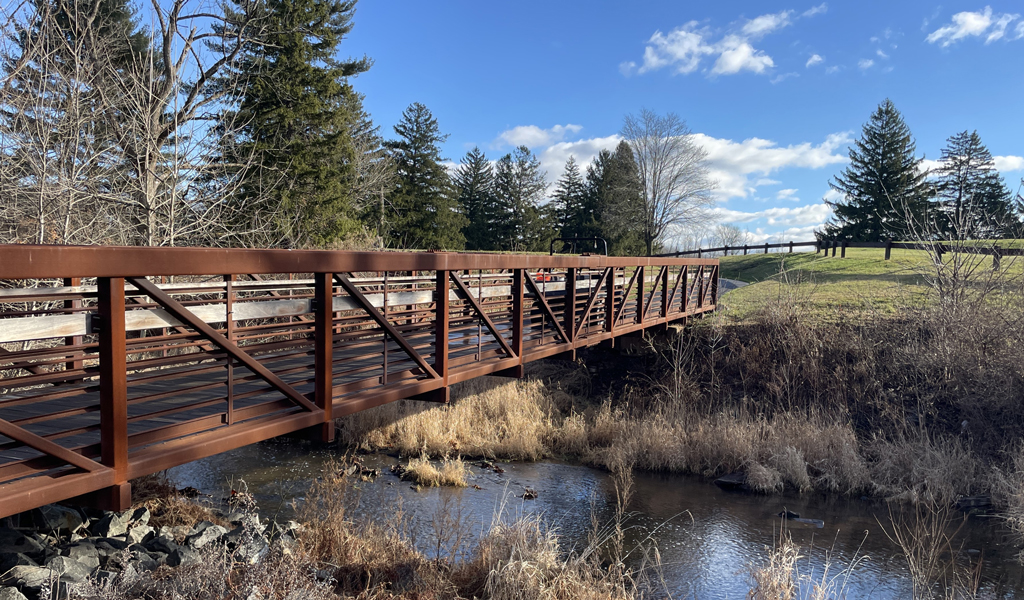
[0,0,289,247]
[620,108,717,255]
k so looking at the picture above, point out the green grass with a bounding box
[717,248,952,321]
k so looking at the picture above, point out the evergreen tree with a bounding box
[383,102,466,250]
[493,146,547,251]
[224,0,371,247]
[822,99,933,242]
[552,156,588,244]
[453,147,495,251]
[934,130,1019,239]
[582,143,645,255]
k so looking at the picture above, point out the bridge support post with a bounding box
[435,270,449,387]
[97,277,130,512]
[313,272,335,442]
[495,269,525,378]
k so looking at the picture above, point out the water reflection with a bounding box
[169,439,1024,598]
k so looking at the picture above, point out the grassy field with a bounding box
[716,247,1011,320]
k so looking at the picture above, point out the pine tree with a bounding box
[552,156,588,243]
[383,103,466,250]
[822,99,933,242]
[493,146,547,252]
[934,130,1019,239]
[582,143,645,255]
[224,0,371,247]
[453,147,495,251]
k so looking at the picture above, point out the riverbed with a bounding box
[169,438,1024,598]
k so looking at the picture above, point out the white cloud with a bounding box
[630,10,795,78]
[741,10,793,37]
[1016,21,1024,39]
[536,135,622,185]
[926,7,1021,47]
[777,188,799,201]
[694,131,852,200]
[858,58,875,70]
[496,124,583,148]
[770,72,799,84]
[713,35,775,74]
[805,54,824,67]
[714,203,833,227]
[638,24,714,74]
[802,3,828,18]
[825,65,841,74]
[995,155,1024,172]
[876,48,889,59]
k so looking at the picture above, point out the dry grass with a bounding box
[130,472,228,529]
[399,454,469,487]
[749,533,800,600]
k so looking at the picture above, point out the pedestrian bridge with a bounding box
[0,245,718,517]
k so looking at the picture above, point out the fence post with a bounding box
[789,241,793,253]
[743,245,748,255]
[313,272,334,442]
[97,277,130,511]
[723,245,729,257]
[764,243,769,254]
[831,242,837,257]
[841,241,847,258]
[884,239,892,261]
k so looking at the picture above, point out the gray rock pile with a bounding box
[0,504,301,600]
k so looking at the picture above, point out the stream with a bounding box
[168,439,1024,598]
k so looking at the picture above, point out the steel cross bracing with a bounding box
[0,245,718,517]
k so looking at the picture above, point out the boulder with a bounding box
[0,566,52,594]
[0,530,44,559]
[185,523,227,549]
[166,547,201,568]
[61,543,100,572]
[44,556,93,583]
[0,587,28,600]
[127,525,154,545]
[144,533,178,555]
[0,553,37,573]
[93,538,130,554]
[93,511,132,538]
[233,535,269,565]
[36,506,85,535]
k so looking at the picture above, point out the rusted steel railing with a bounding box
[0,245,719,517]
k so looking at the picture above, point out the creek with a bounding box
[169,439,1024,599]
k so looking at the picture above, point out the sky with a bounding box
[344,1,1024,245]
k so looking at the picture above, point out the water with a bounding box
[169,439,1024,598]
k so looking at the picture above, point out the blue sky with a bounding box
[345,1,1024,244]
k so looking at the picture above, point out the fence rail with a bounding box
[659,239,1024,266]
[0,245,719,517]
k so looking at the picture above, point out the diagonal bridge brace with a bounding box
[523,273,571,344]
[448,272,517,358]
[332,274,440,380]
[127,277,319,413]
[572,268,612,340]
[0,419,105,473]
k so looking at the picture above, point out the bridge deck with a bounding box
[0,245,718,517]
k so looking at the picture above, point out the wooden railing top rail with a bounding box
[0,244,719,279]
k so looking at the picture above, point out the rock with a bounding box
[0,529,45,559]
[44,556,93,583]
[714,473,747,490]
[94,537,130,553]
[166,547,201,568]
[93,511,131,538]
[127,525,154,545]
[185,523,227,549]
[0,587,28,600]
[233,535,269,565]
[159,525,192,542]
[127,508,150,529]
[0,566,52,593]
[777,510,800,519]
[0,554,37,573]
[144,533,178,555]
[36,506,85,534]
[522,488,538,500]
[61,543,100,572]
